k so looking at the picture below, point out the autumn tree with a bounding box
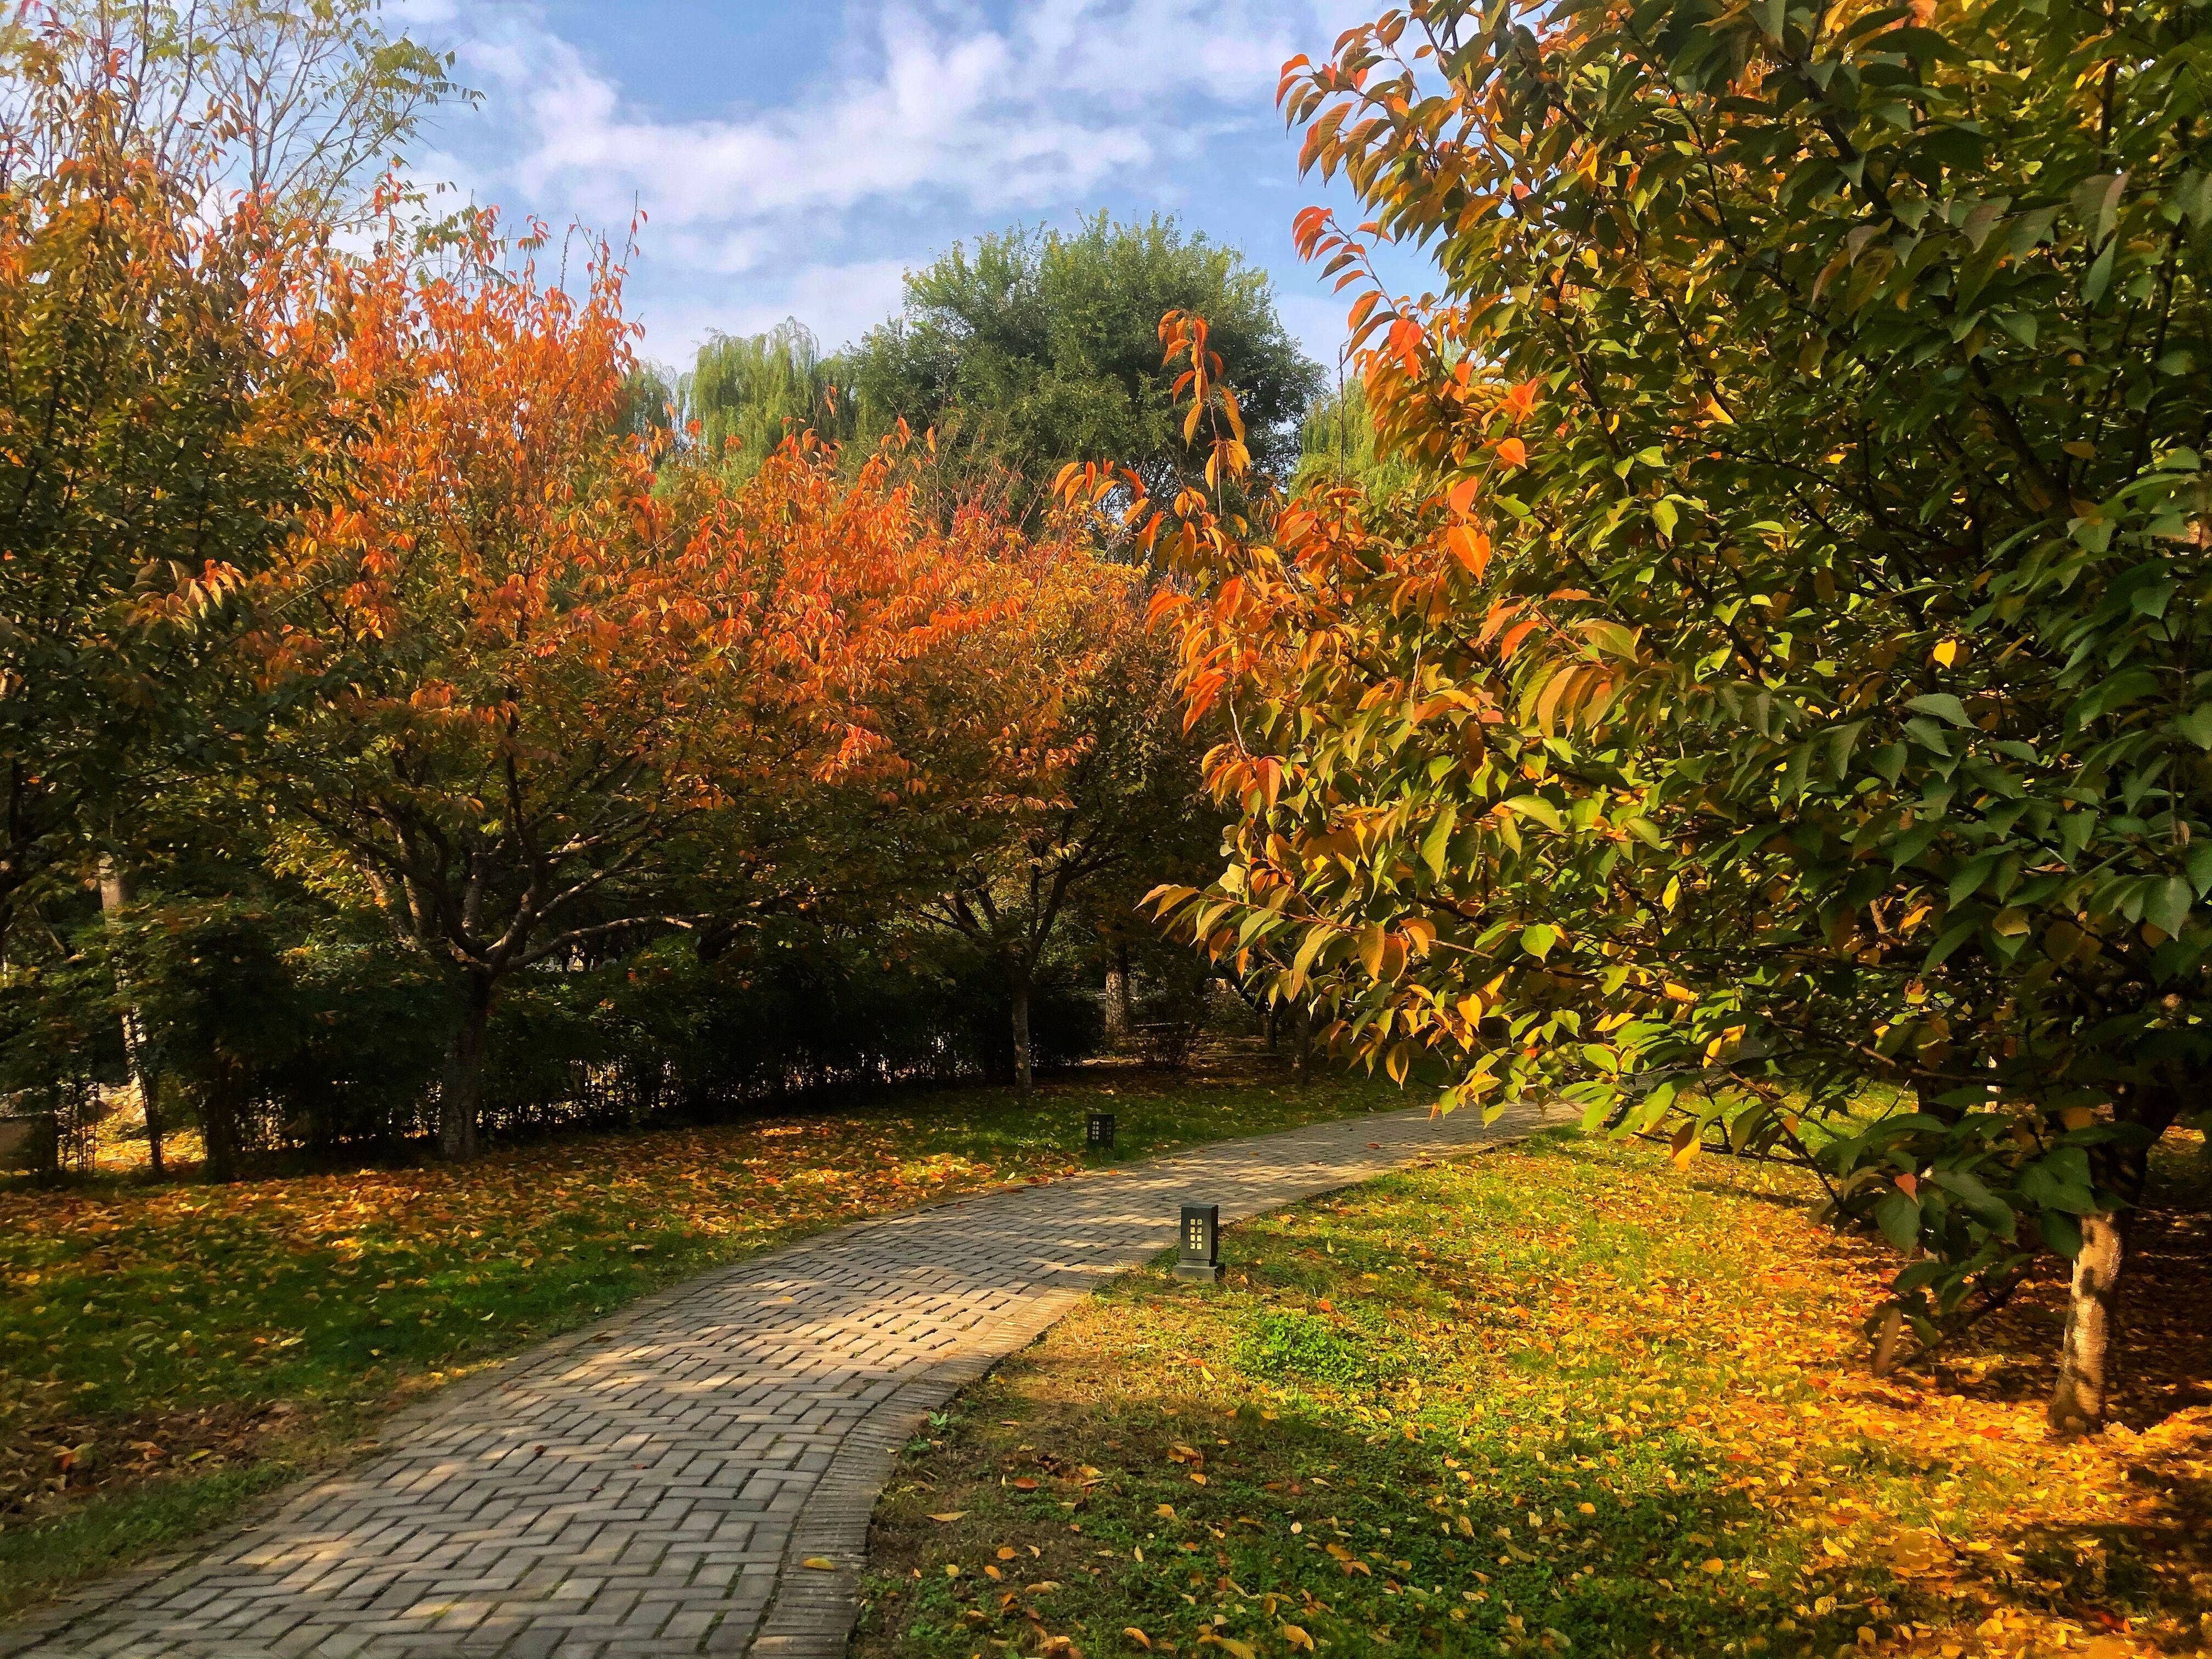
[251,236,1056,1156]
[0,24,324,956]
[1118,0,2212,1430]
[900,558,1206,1090]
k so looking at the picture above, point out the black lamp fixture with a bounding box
[1086,1110,1116,1151]
[1176,1204,1223,1283]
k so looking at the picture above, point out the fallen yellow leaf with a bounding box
[800,1556,834,1571]
[926,1511,967,1523]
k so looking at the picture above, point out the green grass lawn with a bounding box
[855,1131,2212,1659]
[0,1053,1391,1620]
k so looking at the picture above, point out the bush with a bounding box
[473,929,1107,1137]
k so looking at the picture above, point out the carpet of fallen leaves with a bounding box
[856,1130,2211,1659]
[0,1056,1382,1617]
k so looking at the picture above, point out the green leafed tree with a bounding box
[1126,0,2212,1430]
[845,213,1323,511]
[679,318,857,470]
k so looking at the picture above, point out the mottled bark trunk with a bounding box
[2047,1211,2124,1433]
[1010,971,1034,1094]
[97,862,164,1177]
[1105,957,1132,1044]
[439,974,494,1160]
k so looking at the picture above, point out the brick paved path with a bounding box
[1,1099,1556,1659]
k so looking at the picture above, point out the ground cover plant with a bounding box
[856,1131,2211,1658]
[0,1057,1389,1618]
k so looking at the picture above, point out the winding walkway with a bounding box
[1,1098,1557,1659]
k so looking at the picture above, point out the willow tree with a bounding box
[1115,0,2212,1430]
[682,319,856,472]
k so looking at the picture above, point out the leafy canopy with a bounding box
[0,27,328,945]
[847,213,1323,508]
[1105,0,2212,1355]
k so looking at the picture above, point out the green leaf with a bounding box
[2173,707,2212,749]
[1905,693,1972,727]
[2186,840,2212,899]
[1500,795,1564,833]
[1420,803,1459,881]
[2146,874,2193,939]
[1519,924,1559,960]
[1875,1190,1922,1250]
[1924,916,1980,969]
[1947,854,1995,906]
[2081,241,2115,306]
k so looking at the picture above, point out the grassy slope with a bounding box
[856,1131,2211,1659]
[0,1057,1391,1618]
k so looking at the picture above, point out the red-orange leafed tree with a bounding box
[251,225,1006,1156]
[900,545,1199,1090]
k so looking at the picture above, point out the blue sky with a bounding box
[391,0,1418,380]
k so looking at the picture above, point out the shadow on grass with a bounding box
[858,1131,2212,1658]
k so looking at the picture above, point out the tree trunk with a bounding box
[139,1066,165,1179]
[96,861,165,1178]
[200,1082,242,1183]
[1010,969,1034,1094]
[1293,1002,1313,1084]
[440,974,494,1159]
[2047,1211,2124,1434]
[1105,943,1133,1045]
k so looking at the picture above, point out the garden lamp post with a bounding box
[1176,1204,1223,1284]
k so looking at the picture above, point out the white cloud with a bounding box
[431,1,1354,229]
[410,0,1378,359]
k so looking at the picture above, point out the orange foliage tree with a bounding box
[250,227,1036,1156]
[902,554,1201,1090]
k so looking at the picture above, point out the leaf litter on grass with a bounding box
[854,1131,2211,1658]
[0,1059,1392,1616]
